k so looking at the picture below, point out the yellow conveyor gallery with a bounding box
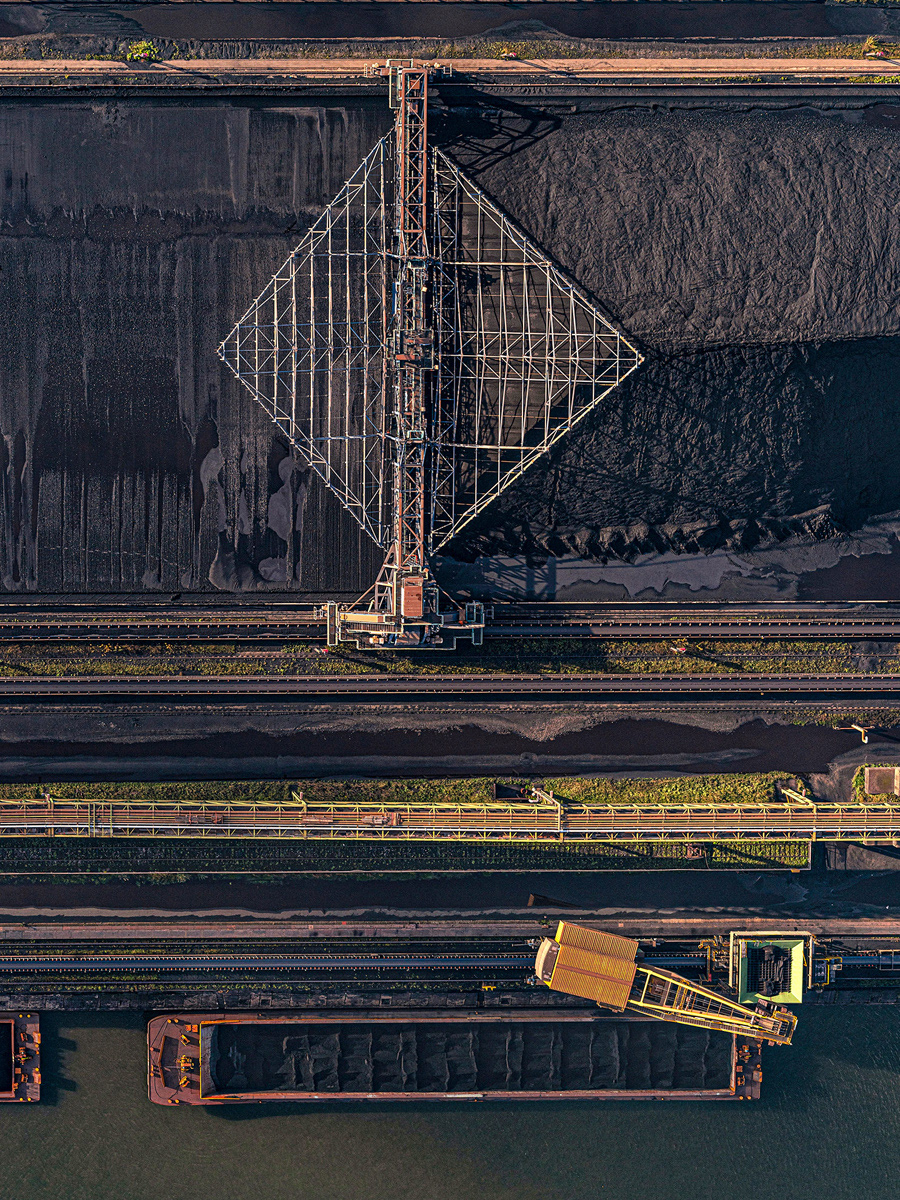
[534,922,797,1046]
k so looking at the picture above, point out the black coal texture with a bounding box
[443,338,900,563]
[3,99,900,591]
[0,101,391,592]
[208,1019,733,1094]
[435,104,900,562]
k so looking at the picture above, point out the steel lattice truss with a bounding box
[219,139,392,549]
[219,133,642,554]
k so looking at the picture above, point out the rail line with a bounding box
[0,952,700,973]
[3,602,900,641]
[0,672,898,700]
[0,953,533,972]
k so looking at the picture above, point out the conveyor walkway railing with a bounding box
[0,791,898,842]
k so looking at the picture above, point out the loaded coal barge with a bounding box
[148,1011,762,1104]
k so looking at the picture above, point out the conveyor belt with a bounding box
[0,796,896,842]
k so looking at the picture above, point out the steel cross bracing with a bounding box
[219,63,643,648]
[627,966,796,1044]
[368,65,441,639]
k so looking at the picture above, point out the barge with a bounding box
[0,1014,40,1102]
[148,1011,762,1104]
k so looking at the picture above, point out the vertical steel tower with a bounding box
[354,65,482,648]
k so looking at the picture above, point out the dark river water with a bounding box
[3,1007,898,1200]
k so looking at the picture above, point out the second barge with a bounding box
[148,1011,762,1104]
[0,1014,40,1102]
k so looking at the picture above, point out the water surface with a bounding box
[3,1008,898,1200]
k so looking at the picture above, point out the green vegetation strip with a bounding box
[0,836,810,875]
[0,772,790,808]
[0,636,894,677]
[3,34,899,63]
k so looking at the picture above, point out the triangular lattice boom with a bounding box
[219,137,392,549]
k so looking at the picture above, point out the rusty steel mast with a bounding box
[348,65,483,649]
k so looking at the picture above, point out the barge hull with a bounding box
[148,1011,761,1104]
[0,1014,40,1102]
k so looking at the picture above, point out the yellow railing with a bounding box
[628,966,796,1045]
[0,791,894,842]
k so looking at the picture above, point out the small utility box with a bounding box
[864,766,900,797]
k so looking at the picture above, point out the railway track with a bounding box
[0,672,898,701]
[0,951,700,973]
[2,601,900,641]
[0,952,534,972]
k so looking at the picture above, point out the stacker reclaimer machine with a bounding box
[533,922,797,1046]
[219,63,642,648]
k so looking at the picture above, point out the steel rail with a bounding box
[0,952,701,972]
[0,672,897,699]
[3,602,900,641]
[0,953,533,972]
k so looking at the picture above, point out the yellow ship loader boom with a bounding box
[533,922,796,1046]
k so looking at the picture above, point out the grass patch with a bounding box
[851,764,900,803]
[0,780,295,803]
[543,772,794,807]
[786,708,900,727]
[0,836,810,874]
[0,636,894,679]
[0,773,792,808]
[0,33,894,66]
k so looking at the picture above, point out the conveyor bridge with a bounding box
[0,788,898,842]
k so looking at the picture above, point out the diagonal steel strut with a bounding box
[329,64,486,649]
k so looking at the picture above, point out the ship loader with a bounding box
[532,922,797,1046]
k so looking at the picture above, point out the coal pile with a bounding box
[0,101,391,593]
[439,104,900,563]
[3,98,898,590]
[207,1020,734,1094]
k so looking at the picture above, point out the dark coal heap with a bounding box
[209,1020,734,1094]
[2,99,900,591]
[437,105,900,564]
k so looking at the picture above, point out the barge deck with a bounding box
[0,1014,40,1102]
[148,1011,761,1104]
